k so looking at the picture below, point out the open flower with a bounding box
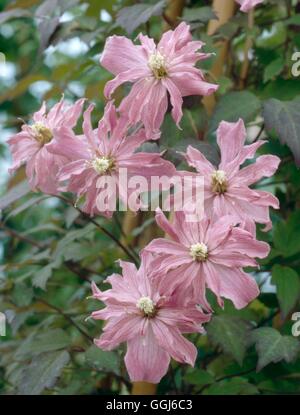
[7,97,85,194]
[100,22,218,135]
[91,252,210,383]
[48,101,175,217]
[182,119,280,232]
[236,0,263,12]
[144,209,270,310]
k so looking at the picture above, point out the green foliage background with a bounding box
[0,0,300,395]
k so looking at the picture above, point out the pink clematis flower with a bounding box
[145,209,270,310]
[48,101,175,217]
[100,22,218,135]
[91,252,210,383]
[236,0,263,12]
[7,97,85,194]
[182,119,280,232]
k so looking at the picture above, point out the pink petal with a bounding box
[235,155,281,185]
[145,238,189,256]
[224,227,270,259]
[151,320,197,366]
[154,208,180,242]
[217,119,247,167]
[95,315,143,350]
[209,251,258,268]
[236,0,263,12]
[125,327,170,383]
[104,67,150,99]
[100,35,147,75]
[171,71,218,97]
[47,128,89,160]
[8,134,39,172]
[158,22,192,58]
[162,78,183,127]
[208,263,260,309]
[58,159,88,181]
[185,145,215,175]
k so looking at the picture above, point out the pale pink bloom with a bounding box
[145,209,270,310]
[182,119,280,232]
[7,97,85,194]
[236,0,263,12]
[49,101,175,217]
[100,22,218,135]
[91,252,210,383]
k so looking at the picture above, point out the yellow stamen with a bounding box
[211,170,228,194]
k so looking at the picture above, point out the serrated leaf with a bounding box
[207,315,252,365]
[116,1,165,34]
[16,329,70,358]
[53,223,95,260]
[32,259,61,290]
[251,327,300,371]
[208,91,261,137]
[85,345,120,374]
[263,97,300,166]
[18,351,70,395]
[272,265,300,317]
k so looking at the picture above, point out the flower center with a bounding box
[148,51,167,79]
[91,156,114,175]
[136,296,156,317]
[211,170,228,194]
[31,122,53,145]
[190,242,208,262]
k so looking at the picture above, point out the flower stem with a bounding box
[132,382,157,395]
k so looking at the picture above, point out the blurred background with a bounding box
[1,0,300,395]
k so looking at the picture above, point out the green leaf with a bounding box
[207,315,252,366]
[11,283,33,307]
[16,329,70,358]
[131,217,155,237]
[32,259,61,290]
[285,15,300,26]
[18,351,70,395]
[273,211,300,257]
[5,195,48,219]
[203,378,259,395]
[263,57,285,83]
[116,1,166,35]
[260,78,300,101]
[184,369,214,386]
[183,6,216,23]
[263,97,300,166]
[85,345,120,374]
[0,181,31,211]
[208,91,261,137]
[53,223,95,260]
[251,327,300,371]
[272,265,300,317]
